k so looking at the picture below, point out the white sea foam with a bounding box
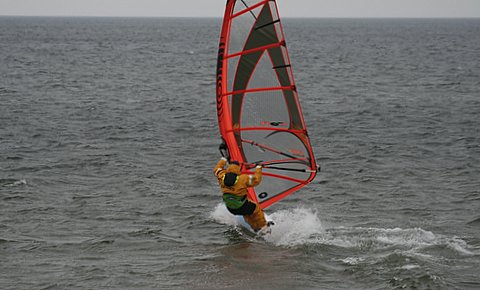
[264,207,324,246]
[209,204,477,257]
[14,179,27,186]
[446,237,477,256]
[209,204,323,245]
[209,203,238,226]
[341,257,365,265]
[4,179,27,187]
[401,264,420,270]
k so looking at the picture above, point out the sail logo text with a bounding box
[289,148,305,157]
[260,121,287,127]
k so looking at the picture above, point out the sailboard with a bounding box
[216,0,318,210]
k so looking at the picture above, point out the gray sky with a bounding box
[1,0,479,18]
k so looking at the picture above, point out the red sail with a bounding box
[216,0,318,209]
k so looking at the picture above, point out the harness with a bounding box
[221,172,245,209]
[222,193,247,209]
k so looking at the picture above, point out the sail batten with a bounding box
[216,0,317,209]
[233,0,268,19]
[222,85,294,97]
[225,41,284,60]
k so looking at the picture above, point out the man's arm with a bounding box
[214,157,228,178]
[247,165,262,187]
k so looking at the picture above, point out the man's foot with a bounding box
[255,222,273,235]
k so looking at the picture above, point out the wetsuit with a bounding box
[214,157,267,230]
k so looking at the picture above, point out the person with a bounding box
[213,157,269,232]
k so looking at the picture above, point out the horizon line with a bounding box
[1,14,480,19]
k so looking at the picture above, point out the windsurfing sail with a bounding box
[216,0,318,209]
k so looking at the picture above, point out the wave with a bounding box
[0,178,27,187]
[209,204,478,259]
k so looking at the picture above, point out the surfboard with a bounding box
[235,214,274,235]
[215,0,319,212]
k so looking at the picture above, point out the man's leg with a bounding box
[243,203,267,230]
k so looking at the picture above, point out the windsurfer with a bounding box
[213,157,269,232]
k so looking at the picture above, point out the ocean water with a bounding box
[1,16,479,289]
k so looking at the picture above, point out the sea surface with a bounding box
[1,16,479,289]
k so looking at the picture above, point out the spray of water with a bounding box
[209,203,478,258]
[265,207,324,246]
[210,203,324,245]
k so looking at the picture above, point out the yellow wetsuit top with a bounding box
[213,157,262,197]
